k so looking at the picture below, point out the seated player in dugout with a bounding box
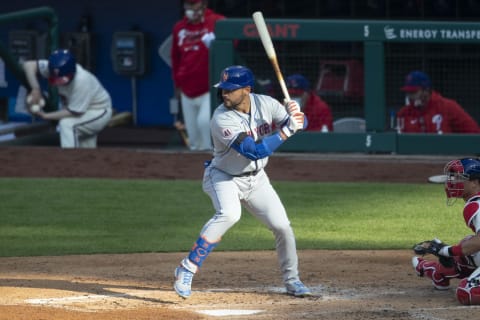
[286,74,333,132]
[396,70,480,134]
[23,49,113,148]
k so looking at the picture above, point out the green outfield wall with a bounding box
[210,18,480,155]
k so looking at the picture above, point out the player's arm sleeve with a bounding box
[231,132,284,160]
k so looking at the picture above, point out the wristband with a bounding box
[449,244,463,256]
[281,125,294,138]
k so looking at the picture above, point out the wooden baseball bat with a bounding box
[252,11,291,102]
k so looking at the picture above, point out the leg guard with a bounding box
[187,236,218,269]
[416,258,459,290]
[457,268,480,305]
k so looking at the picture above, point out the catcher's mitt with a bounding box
[413,239,444,256]
[412,239,455,268]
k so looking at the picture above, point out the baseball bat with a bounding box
[252,11,291,102]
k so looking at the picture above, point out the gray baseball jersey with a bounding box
[210,93,289,175]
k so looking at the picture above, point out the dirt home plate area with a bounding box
[0,147,478,319]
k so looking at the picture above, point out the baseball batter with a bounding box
[412,158,480,304]
[174,65,312,299]
[23,49,112,148]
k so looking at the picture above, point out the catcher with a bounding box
[412,158,480,305]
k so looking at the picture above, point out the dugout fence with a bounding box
[210,18,480,155]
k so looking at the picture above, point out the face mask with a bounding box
[406,93,424,108]
[185,9,195,20]
[185,8,203,21]
[413,99,423,107]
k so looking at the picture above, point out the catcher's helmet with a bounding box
[214,65,254,91]
[48,49,76,85]
[444,158,480,205]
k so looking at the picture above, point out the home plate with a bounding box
[197,309,263,316]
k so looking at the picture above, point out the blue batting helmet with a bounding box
[48,49,76,85]
[214,65,255,90]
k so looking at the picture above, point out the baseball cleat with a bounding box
[174,266,194,298]
[285,280,312,297]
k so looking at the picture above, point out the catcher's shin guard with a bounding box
[188,236,218,268]
[457,268,480,305]
[413,257,459,290]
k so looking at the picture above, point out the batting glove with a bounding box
[282,112,304,138]
[285,100,301,115]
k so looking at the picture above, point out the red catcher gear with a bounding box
[457,268,480,305]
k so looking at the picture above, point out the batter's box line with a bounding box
[25,289,164,305]
[26,293,129,305]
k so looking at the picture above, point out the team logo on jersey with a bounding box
[222,128,232,137]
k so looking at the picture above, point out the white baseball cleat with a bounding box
[285,280,312,297]
[174,266,194,298]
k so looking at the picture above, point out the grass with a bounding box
[0,178,470,257]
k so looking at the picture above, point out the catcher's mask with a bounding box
[444,158,480,205]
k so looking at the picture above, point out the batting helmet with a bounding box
[214,65,255,91]
[48,49,76,85]
[444,158,480,204]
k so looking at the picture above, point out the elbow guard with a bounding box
[232,132,284,160]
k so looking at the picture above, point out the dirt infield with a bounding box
[0,146,474,319]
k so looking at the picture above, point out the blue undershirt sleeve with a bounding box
[231,132,284,160]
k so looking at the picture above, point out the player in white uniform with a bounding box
[412,158,480,304]
[23,49,112,148]
[174,65,312,298]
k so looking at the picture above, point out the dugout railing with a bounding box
[210,18,480,155]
